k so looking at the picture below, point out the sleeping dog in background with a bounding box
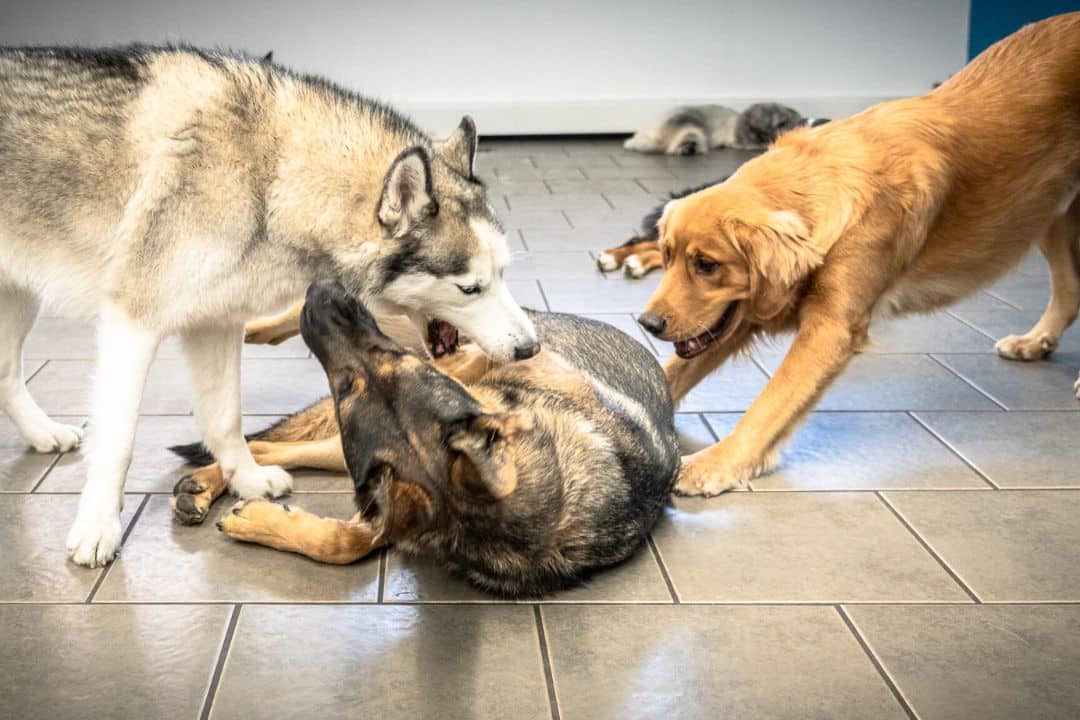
[0,46,536,567]
[624,103,827,156]
[172,281,679,597]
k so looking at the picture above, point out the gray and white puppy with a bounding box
[624,102,823,155]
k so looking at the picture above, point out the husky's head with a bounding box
[369,117,538,363]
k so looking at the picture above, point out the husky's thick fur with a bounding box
[0,45,536,566]
[624,103,823,156]
[173,281,679,597]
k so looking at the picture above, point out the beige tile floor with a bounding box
[3,139,1079,719]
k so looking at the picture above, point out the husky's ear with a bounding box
[731,211,822,320]
[378,146,438,238]
[436,116,478,178]
[448,411,534,499]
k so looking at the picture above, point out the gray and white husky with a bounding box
[0,45,537,566]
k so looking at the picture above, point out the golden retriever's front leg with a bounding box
[677,315,861,495]
[245,300,304,345]
[219,501,381,564]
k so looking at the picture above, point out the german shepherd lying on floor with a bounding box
[171,280,679,596]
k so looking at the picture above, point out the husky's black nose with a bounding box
[514,342,541,360]
[637,312,666,337]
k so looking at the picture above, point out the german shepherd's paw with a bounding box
[229,464,293,500]
[24,419,83,454]
[995,332,1058,361]
[216,499,291,545]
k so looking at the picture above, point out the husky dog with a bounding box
[170,280,679,596]
[0,46,537,567]
[624,103,824,156]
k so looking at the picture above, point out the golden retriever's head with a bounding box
[638,183,823,358]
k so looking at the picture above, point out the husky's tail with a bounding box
[168,396,337,466]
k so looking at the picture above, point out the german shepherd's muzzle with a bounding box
[212,280,679,597]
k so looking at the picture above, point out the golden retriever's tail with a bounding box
[168,396,337,466]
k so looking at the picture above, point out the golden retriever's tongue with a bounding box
[426,319,459,358]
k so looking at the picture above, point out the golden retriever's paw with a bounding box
[995,332,1057,361]
[674,447,775,496]
[244,322,294,346]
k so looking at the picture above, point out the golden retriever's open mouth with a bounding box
[425,318,460,358]
[673,302,739,359]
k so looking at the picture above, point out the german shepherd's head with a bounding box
[369,117,539,364]
[300,279,534,542]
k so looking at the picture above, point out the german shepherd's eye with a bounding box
[456,284,481,295]
[694,256,721,276]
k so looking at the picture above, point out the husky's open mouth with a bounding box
[425,318,461,358]
[673,302,739,359]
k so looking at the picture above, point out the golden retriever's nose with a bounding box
[514,342,541,360]
[637,313,667,337]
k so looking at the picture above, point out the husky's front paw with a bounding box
[229,464,293,500]
[24,419,83,454]
[66,510,122,567]
[996,332,1057,361]
[674,443,776,497]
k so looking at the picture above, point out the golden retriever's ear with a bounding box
[448,411,534,499]
[733,211,822,320]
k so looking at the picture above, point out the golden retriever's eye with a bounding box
[694,256,721,276]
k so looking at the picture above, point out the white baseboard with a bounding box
[399,96,899,136]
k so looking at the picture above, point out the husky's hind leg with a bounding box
[181,323,293,501]
[0,284,83,452]
[67,303,161,566]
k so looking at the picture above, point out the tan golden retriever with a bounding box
[633,13,1080,496]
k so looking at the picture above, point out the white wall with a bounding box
[0,0,971,134]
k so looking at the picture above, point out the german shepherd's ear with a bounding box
[436,116,478,179]
[378,146,438,238]
[731,211,822,320]
[448,411,534,499]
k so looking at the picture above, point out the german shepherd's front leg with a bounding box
[245,300,303,345]
[218,501,382,564]
[172,436,346,525]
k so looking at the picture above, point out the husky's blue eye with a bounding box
[457,284,481,295]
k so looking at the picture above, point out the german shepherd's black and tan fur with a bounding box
[171,280,679,597]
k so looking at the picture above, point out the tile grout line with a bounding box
[535,280,552,312]
[533,605,562,720]
[982,289,1023,310]
[200,604,242,720]
[926,353,1010,411]
[906,411,1000,489]
[516,228,529,252]
[28,451,65,493]
[874,491,982,604]
[646,534,680,604]
[377,549,387,603]
[835,605,920,720]
[25,359,50,383]
[85,493,151,603]
[944,310,998,342]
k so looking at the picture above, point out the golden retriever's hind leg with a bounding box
[597,238,658,273]
[171,464,230,525]
[245,300,304,345]
[218,501,381,564]
[996,206,1080,361]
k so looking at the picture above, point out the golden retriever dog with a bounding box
[635,13,1080,496]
